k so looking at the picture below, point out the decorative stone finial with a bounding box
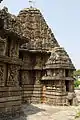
[2,6,8,12]
[28,0,35,8]
[0,0,3,3]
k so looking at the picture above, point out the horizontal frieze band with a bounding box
[0,91,22,98]
[41,76,74,81]
[0,55,23,65]
[0,100,21,108]
[22,84,42,87]
[23,87,42,91]
[0,87,22,92]
[0,96,21,103]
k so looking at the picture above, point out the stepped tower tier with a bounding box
[45,47,75,69]
[18,8,59,51]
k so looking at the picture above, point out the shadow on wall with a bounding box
[0,104,45,120]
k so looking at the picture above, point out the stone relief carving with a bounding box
[0,37,6,56]
[35,56,42,67]
[7,65,19,86]
[21,71,29,84]
[0,64,4,86]
[46,70,51,76]
[10,42,19,58]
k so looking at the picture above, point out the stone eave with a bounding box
[41,76,74,81]
[0,55,23,65]
[0,8,29,45]
[19,48,51,54]
[20,67,42,71]
[43,65,75,70]
[0,28,29,45]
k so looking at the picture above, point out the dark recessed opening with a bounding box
[65,69,69,77]
[68,99,73,105]
[19,52,23,60]
[65,80,69,92]
[19,70,22,87]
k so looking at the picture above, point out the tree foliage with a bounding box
[74,80,80,88]
[74,69,80,88]
[73,69,80,78]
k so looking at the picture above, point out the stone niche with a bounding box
[6,37,19,58]
[0,37,6,56]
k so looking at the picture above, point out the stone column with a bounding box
[31,70,42,103]
[20,70,34,103]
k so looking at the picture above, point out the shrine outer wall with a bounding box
[0,34,22,113]
[0,7,30,114]
[19,49,50,104]
[19,48,77,106]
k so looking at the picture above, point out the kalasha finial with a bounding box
[0,0,3,3]
[28,0,35,8]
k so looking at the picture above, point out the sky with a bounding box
[0,0,80,69]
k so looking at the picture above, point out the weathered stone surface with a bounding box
[18,8,59,50]
[0,5,77,114]
[0,7,29,44]
[45,47,75,69]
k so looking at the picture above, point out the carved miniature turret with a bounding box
[45,47,75,69]
[41,47,76,105]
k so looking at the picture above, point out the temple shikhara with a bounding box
[0,5,78,113]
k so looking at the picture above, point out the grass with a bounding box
[75,111,80,119]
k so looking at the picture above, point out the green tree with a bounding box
[74,69,80,88]
[74,80,80,88]
[73,69,80,79]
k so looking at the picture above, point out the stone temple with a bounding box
[0,6,78,113]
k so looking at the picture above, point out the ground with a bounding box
[1,104,80,120]
[20,104,80,120]
[0,89,80,120]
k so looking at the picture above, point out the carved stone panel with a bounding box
[35,55,42,68]
[0,64,6,86]
[21,70,35,85]
[35,71,41,84]
[7,65,19,86]
[23,54,31,66]
[9,40,19,58]
[21,71,30,85]
[46,70,51,76]
[0,37,6,56]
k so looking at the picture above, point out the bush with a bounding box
[75,111,80,119]
[74,80,80,88]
